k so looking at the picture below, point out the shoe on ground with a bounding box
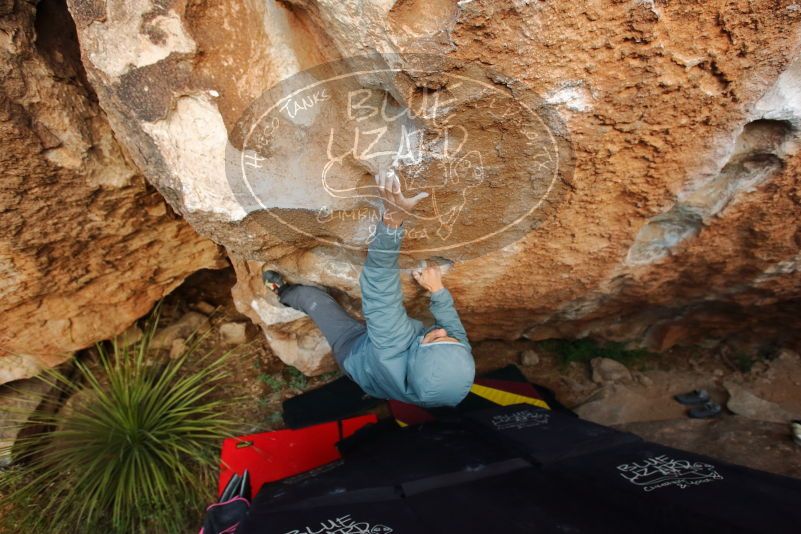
[674,389,710,405]
[688,401,722,419]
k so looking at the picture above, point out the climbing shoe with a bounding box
[688,401,722,419]
[674,389,710,405]
[262,269,287,295]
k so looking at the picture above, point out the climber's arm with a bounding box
[359,166,429,351]
[414,265,471,348]
[359,219,416,350]
[429,288,471,348]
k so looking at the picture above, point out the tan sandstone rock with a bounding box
[724,381,795,424]
[591,357,633,385]
[0,378,51,465]
[574,383,652,426]
[63,0,801,372]
[151,311,212,349]
[230,258,338,375]
[520,349,540,367]
[169,338,187,359]
[0,0,225,384]
[219,322,248,346]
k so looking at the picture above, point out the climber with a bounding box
[263,168,475,407]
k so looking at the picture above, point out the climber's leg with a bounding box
[278,284,366,368]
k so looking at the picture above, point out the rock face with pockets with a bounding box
[0,0,225,383]
[63,0,801,374]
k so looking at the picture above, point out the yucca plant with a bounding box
[0,311,238,533]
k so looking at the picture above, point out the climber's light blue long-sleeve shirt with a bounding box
[342,220,474,406]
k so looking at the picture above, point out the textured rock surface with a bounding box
[0,0,225,383]
[230,258,339,374]
[219,321,248,346]
[590,357,632,384]
[150,311,211,349]
[64,0,801,372]
[574,383,651,426]
[724,381,795,423]
[0,378,51,465]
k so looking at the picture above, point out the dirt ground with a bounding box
[157,267,801,480]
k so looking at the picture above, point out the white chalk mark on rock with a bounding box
[142,95,247,221]
[545,82,592,112]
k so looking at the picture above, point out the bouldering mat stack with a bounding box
[238,416,643,533]
[238,403,801,533]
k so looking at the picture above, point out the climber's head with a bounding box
[422,327,459,345]
[407,337,475,407]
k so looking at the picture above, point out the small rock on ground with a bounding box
[574,384,647,426]
[632,371,653,387]
[724,381,795,424]
[193,301,216,315]
[220,322,248,346]
[170,338,187,359]
[151,312,211,349]
[520,349,540,367]
[591,357,632,384]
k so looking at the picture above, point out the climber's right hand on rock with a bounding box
[375,167,428,228]
[413,264,445,293]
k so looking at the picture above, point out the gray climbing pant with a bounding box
[279,284,366,369]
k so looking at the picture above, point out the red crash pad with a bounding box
[218,414,378,496]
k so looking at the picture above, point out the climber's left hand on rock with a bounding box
[375,167,428,228]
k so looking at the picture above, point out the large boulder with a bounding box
[0,0,225,384]
[64,0,801,373]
